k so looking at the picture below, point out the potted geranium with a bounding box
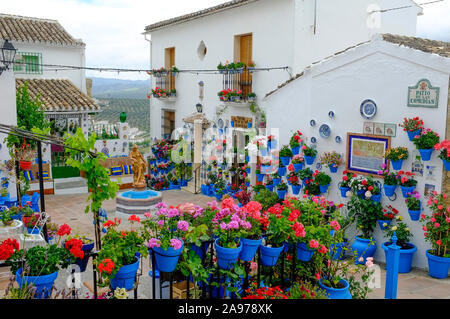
[405,191,421,221]
[338,170,355,198]
[276,182,288,200]
[319,151,343,173]
[381,218,416,273]
[261,203,290,267]
[64,233,95,272]
[378,164,399,197]
[420,191,450,279]
[314,171,331,194]
[399,117,424,141]
[291,155,305,172]
[298,168,313,186]
[347,197,381,264]
[16,143,36,170]
[279,145,293,166]
[98,217,148,290]
[434,140,450,171]
[239,200,264,262]
[302,145,317,165]
[412,128,440,161]
[0,208,15,226]
[377,205,398,230]
[397,171,417,198]
[289,131,304,155]
[288,172,302,195]
[386,147,409,171]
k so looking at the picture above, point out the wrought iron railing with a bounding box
[221,67,253,101]
[152,72,177,97]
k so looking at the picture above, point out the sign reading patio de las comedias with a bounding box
[407,79,440,108]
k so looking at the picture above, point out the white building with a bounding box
[143,0,422,139]
[263,33,450,269]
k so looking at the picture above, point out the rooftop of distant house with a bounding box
[0,13,84,47]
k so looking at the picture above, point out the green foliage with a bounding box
[383,218,413,248]
[254,189,280,211]
[178,249,211,298]
[347,197,382,239]
[279,145,293,158]
[64,128,119,214]
[314,172,331,186]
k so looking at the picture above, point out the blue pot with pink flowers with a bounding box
[296,242,315,262]
[400,186,416,198]
[153,240,184,273]
[407,129,421,141]
[214,239,242,270]
[239,237,262,262]
[419,149,433,161]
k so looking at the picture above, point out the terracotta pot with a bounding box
[19,161,32,170]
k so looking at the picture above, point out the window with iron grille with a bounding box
[13,52,43,74]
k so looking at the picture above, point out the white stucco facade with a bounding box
[264,36,450,269]
[145,0,421,139]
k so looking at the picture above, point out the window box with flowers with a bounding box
[434,140,450,171]
[399,117,424,141]
[412,128,440,161]
[420,192,450,279]
[319,151,343,173]
[152,67,168,77]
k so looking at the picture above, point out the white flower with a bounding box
[113,288,129,299]
[365,191,372,198]
[346,191,353,197]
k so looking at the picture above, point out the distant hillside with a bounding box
[91,77,150,99]
[94,98,150,134]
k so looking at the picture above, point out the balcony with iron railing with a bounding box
[150,69,178,101]
[217,66,255,106]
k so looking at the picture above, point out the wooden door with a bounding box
[165,48,176,91]
[239,35,252,96]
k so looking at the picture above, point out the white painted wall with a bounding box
[265,38,450,269]
[0,69,18,198]
[12,41,86,93]
[94,122,130,157]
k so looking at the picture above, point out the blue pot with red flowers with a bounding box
[239,237,262,262]
[110,257,140,290]
[418,149,433,161]
[291,146,300,155]
[407,129,422,141]
[259,244,284,267]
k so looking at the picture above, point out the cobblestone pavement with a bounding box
[1,190,449,299]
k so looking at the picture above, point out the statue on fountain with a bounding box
[130,144,147,190]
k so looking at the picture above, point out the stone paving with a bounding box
[1,190,449,299]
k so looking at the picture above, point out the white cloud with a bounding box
[1,0,449,80]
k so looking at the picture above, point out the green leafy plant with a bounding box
[298,168,313,181]
[314,171,331,186]
[302,145,317,157]
[279,145,293,158]
[347,197,382,239]
[276,182,288,191]
[254,189,280,211]
[385,147,409,161]
[383,218,413,249]
[412,129,440,150]
[319,151,343,168]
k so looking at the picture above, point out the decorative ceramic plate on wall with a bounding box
[311,137,317,144]
[310,120,316,127]
[360,99,377,120]
[335,136,342,143]
[218,118,224,129]
[319,124,331,138]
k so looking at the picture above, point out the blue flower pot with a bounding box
[407,129,422,141]
[291,184,302,195]
[215,193,223,201]
[319,279,352,299]
[351,236,377,265]
[283,241,294,253]
[277,189,286,200]
[261,165,272,174]
[371,193,381,203]
[16,268,58,299]
[110,257,140,290]
[74,241,95,272]
[305,156,316,165]
[329,165,338,173]
[408,209,421,221]
[357,189,366,199]
[296,242,315,262]
[330,240,347,260]
[265,184,274,192]
[256,174,265,182]
[239,237,262,262]
[291,146,300,155]
[378,220,391,230]
[293,163,304,172]
[273,178,281,186]
[384,184,397,197]
[27,227,42,234]
[246,168,251,174]
[400,186,416,198]
[426,250,450,279]
[419,149,433,161]
[339,186,351,198]
[443,159,450,171]
[191,241,210,260]
[319,184,330,194]
[259,244,284,267]
[391,159,403,171]
[382,242,417,274]
[278,167,286,176]
[214,238,242,270]
[153,240,184,273]
[280,157,291,166]
[267,141,277,150]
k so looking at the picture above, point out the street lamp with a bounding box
[0,39,17,75]
[196,103,203,113]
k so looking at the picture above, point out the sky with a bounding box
[1,0,449,81]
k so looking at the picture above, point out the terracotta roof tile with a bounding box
[16,79,99,113]
[382,33,450,58]
[0,13,84,46]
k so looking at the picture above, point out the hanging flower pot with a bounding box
[304,156,316,165]
[391,159,403,171]
[293,163,304,172]
[214,238,242,270]
[330,238,348,261]
[351,236,377,265]
[239,237,262,262]
[370,193,382,203]
[329,165,338,173]
[277,189,286,200]
[110,257,140,290]
[265,184,274,192]
[278,167,286,176]
[153,240,184,273]
[273,178,281,186]
[383,184,397,197]
[319,184,330,194]
[339,186,351,198]
[382,242,417,274]
[191,241,210,260]
[418,149,433,161]
[259,244,284,267]
[291,146,300,155]
[400,186,416,198]
[19,161,32,170]
[426,250,450,279]
[296,242,315,262]
[377,220,391,230]
[408,202,421,221]
[256,174,265,182]
[16,268,58,299]
[443,159,450,171]
[406,129,422,141]
[291,184,302,195]
[280,156,291,166]
[318,278,352,299]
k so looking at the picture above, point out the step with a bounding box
[53,177,88,195]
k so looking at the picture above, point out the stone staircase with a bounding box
[53,177,88,195]
[183,180,200,194]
